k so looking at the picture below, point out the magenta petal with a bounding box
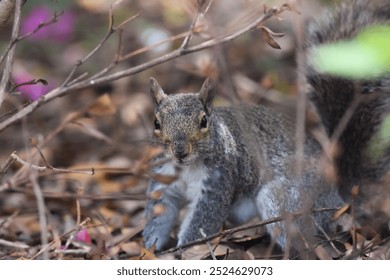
[13,74,49,101]
[75,229,92,244]
[21,6,52,39]
[21,6,75,42]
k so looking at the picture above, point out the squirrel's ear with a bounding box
[150,77,167,105]
[199,78,214,114]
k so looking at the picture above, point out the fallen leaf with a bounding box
[258,26,284,49]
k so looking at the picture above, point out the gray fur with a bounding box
[144,0,390,255]
[144,77,343,254]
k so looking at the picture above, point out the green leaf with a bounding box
[312,25,390,79]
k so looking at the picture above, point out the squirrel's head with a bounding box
[150,77,214,165]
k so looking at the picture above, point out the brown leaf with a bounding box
[149,190,163,200]
[333,203,350,220]
[120,242,141,255]
[131,244,158,260]
[88,94,116,116]
[351,185,360,197]
[152,204,166,216]
[150,174,177,185]
[258,26,284,49]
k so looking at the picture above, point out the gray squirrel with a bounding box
[143,0,390,255]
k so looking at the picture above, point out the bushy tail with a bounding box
[303,0,390,198]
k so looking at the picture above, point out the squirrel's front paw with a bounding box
[143,220,171,250]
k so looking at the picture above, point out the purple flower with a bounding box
[75,229,91,244]
[21,6,75,42]
[13,72,50,101]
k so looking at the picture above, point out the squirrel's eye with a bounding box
[154,118,161,130]
[200,115,208,129]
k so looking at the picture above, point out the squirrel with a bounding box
[143,0,390,256]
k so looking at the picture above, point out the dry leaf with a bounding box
[258,26,284,49]
[333,203,350,220]
[150,174,177,185]
[149,190,163,200]
[131,244,158,260]
[351,185,360,197]
[152,204,166,216]
[313,245,332,260]
[120,242,141,255]
[88,94,116,116]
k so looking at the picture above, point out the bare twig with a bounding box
[329,94,361,144]
[10,78,48,92]
[158,207,340,255]
[63,12,139,87]
[54,248,91,255]
[0,5,284,133]
[118,31,188,62]
[0,0,16,28]
[0,238,29,249]
[107,221,145,249]
[32,217,91,259]
[0,210,19,229]
[0,152,17,178]
[9,151,94,175]
[62,10,115,87]
[179,0,209,50]
[292,0,306,176]
[200,228,217,260]
[0,10,63,66]
[0,0,22,108]
[30,170,49,259]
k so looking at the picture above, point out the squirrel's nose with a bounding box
[172,141,190,160]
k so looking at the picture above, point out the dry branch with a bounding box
[158,207,340,255]
[0,0,16,28]
[30,171,49,259]
[0,0,22,107]
[0,238,29,249]
[0,4,286,133]
[8,151,94,175]
[31,217,91,260]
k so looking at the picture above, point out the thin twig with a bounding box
[0,5,283,133]
[0,210,19,229]
[30,170,49,259]
[179,0,208,50]
[61,11,115,87]
[63,12,139,87]
[10,78,48,92]
[200,228,217,260]
[0,152,17,178]
[0,10,63,66]
[0,238,29,249]
[158,207,340,255]
[32,217,91,259]
[292,0,306,176]
[9,151,94,175]
[54,248,91,255]
[0,0,22,108]
[329,94,361,144]
[118,31,188,62]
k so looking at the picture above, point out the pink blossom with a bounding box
[21,6,75,42]
[13,73,49,101]
[75,229,92,244]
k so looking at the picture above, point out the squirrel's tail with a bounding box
[303,0,390,199]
